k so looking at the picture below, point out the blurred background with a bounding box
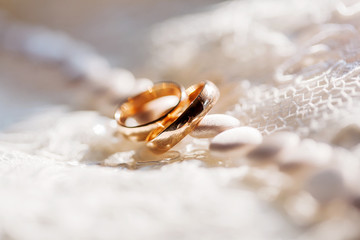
[0,0,221,130]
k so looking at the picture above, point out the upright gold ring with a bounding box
[146,81,220,154]
[115,82,188,141]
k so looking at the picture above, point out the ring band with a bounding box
[146,81,220,154]
[115,82,188,141]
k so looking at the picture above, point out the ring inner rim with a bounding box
[116,82,183,128]
[146,82,206,141]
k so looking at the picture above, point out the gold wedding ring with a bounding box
[114,80,219,153]
[115,82,187,141]
[146,81,219,154]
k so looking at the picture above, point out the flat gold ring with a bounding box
[146,81,220,154]
[115,82,188,141]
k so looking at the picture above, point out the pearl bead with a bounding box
[131,78,154,95]
[279,139,332,171]
[210,127,263,158]
[248,131,300,161]
[131,95,180,125]
[190,114,240,138]
[106,68,136,95]
[351,196,360,210]
[65,53,110,80]
[24,30,72,62]
[305,169,344,204]
[332,124,360,149]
